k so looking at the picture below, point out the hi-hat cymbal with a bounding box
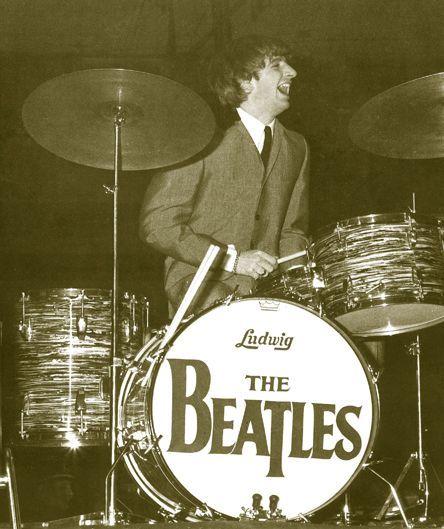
[22,69,216,170]
[349,72,444,159]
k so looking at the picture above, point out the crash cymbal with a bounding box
[22,69,215,170]
[349,72,444,159]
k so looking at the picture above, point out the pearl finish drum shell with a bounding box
[255,264,318,309]
[12,288,147,447]
[312,213,444,337]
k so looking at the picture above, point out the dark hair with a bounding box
[208,35,291,108]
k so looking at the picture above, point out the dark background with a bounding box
[0,0,443,522]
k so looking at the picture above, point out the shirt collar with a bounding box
[236,107,275,151]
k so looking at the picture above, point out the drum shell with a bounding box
[255,265,320,309]
[11,288,147,447]
[118,298,379,520]
[312,213,444,336]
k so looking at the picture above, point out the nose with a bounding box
[283,62,296,79]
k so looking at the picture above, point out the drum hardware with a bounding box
[375,336,444,524]
[223,285,239,306]
[158,505,187,522]
[411,268,425,302]
[18,292,31,340]
[363,462,412,528]
[240,493,286,521]
[19,393,31,440]
[75,389,87,435]
[0,448,22,529]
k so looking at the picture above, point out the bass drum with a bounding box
[118,298,379,520]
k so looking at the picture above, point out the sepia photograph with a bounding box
[0,1,443,527]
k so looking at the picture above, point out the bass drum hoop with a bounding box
[119,298,380,520]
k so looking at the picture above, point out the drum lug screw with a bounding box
[411,267,424,302]
[335,223,347,254]
[344,276,358,310]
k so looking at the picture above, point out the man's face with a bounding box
[244,56,296,121]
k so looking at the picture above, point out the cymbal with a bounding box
[349,72,444,159]
[22,69,216,170]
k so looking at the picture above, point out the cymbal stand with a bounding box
[375,335,444,523]
[104,105,125,526]
[0,448,21,529]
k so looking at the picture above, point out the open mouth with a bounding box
[278,82,291,96]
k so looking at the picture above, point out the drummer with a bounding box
[139,34,309,315]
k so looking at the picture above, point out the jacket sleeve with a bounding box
[279,137,310,260]
[139,159,227,266]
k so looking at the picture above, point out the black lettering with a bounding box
[245,375,261,391]
[277,377,290,392]
[289,402,312,458]
[167,359,212,453]
[232,400,269,456]
[261,376,276,391]
[335,405,362,460]
[210,398,236,454]
[264,401,291,477]
[312,403,335,459]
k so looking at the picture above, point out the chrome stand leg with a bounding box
[339,492,352,525]
[375,335,444,523]
[0,448,22,529]
[366,465,412,529]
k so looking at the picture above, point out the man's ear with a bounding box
[240,78,254,94]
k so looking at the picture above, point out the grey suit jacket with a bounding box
[139,118,309,308]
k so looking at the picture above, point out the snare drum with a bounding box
[12,288,148,447]
[255,264,323,310]
[312,213,444,337]
[118,298,378,520]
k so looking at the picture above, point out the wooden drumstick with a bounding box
[160,244,221,349]
[277,249,307,265]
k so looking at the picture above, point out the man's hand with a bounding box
[235,250,277,279]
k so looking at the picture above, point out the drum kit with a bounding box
[3,68,444,527]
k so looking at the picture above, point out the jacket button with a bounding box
[255,214,260,220]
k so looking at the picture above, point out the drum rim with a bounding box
[120,297,380,519]
[313,211,440,240]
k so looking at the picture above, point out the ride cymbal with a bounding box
[349,72,444,159]
[22,69,216,170]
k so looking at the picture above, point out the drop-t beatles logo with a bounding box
[166,357,364,479]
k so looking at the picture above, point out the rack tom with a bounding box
[12,288,149,447]
[312,213,444,337]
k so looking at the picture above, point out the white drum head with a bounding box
[150,298,378,519]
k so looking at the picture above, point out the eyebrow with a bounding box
[269,56,286,64]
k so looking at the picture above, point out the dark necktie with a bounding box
[261,125,272,167]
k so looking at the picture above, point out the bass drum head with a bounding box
[143,298,379,519]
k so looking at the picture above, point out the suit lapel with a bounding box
[234,120,263,164]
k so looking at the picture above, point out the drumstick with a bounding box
[160,244,221,350]
[277,249,307,265]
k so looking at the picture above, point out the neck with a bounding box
[239,102,275,125]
